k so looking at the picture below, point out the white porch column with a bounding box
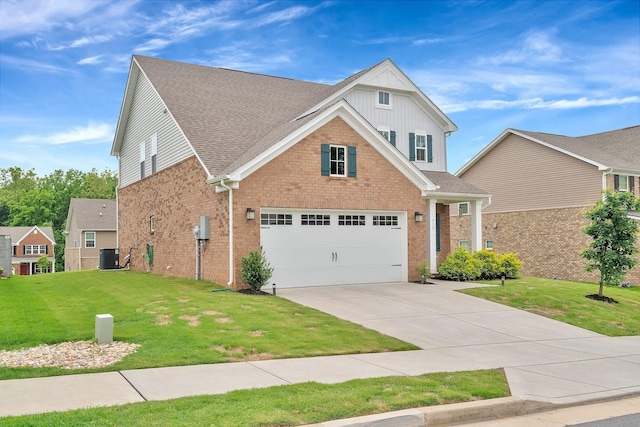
[426,198,438,274]
[471,199,482,252]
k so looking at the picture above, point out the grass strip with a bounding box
[461,277,640,336]
[0,370,509,426]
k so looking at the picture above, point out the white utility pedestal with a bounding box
[95,314,113,344]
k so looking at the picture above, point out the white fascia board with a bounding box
[295,59,457,133]
[111,58,139,157]
[455,129,607,176]
[422,191,491,202]
[112,57,212,177]
[218,100,438,192]
[605,168,640,175]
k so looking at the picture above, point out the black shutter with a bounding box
[321,144,330,176]
[390,131,396,147]
[630,176,635,193]
[436,213,441,252]
[409,133,416,161]
[347,146,357,177]
[614,174,619,191]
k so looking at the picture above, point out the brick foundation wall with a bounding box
[119,117,451,288]
[450,206,640,284]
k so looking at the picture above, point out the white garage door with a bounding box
[260,209,406,288]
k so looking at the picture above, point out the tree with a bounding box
[582,190,640,297]
[37,255,52,274]
[241,248,274,292]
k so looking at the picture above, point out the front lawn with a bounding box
[0,270,417,380]
[461,277,640,336]
[1,370,509,426]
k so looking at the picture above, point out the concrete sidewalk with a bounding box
[1,280,639,425]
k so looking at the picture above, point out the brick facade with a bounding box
[10,229,55,275]
[119,117,446,288]
[450,206,640,284]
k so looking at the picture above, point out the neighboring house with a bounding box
[451,125,640,284]
[111,55,488,289]
[0,226,56,275]
[64,198,117,271]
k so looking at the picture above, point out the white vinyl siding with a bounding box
[344,88,447,172]
[119,73,194,188]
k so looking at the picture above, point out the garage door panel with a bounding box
[260,210,406,288]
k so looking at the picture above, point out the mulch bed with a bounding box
[237,289,272,296]
[585,294,619,304]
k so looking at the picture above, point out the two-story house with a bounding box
[111,56,488,289]
[451,126,640,284]
[0,226,56,275]
[64,198,117,271]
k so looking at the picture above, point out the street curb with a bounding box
[304,392,640,426]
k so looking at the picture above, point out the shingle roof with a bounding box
[422,171,489,195]
[515,125,640,171]
[134,55,353,177]
[68,199,117,230]
[0,226,56,244]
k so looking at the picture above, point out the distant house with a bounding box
[451,125,640,284]
[64,199,117,271]
[0,226,56,275]
[110,55,488,289]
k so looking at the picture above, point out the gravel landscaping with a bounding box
[0,341,140,370]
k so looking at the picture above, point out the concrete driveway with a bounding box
[278,280,640,404]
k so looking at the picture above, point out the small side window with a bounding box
[458,240,470,251]
[485,240,493,250]
[458,202,469,215]
[377,91,391,108]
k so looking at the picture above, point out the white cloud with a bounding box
[0,54,71,73]
[77,55,104,65]
[443,96,640,113]
[475,30,564,66]
[0,0,105,40]
[14,123,113,145]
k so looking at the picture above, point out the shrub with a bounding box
[498,253,523,279]
[241,248,274,291]
[437,248,482,281]
[416,261,431,281]
[474,249,501,279]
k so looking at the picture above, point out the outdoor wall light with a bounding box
[246,208,255,220]
[414,212,423,222]
[492,222,498,229]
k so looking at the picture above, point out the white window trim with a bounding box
[376,90,392,109]
[330,144,347,177]
[377,126,390,141]
[485,240,493,250]
[458,202,469,215]
[619,175,629,191]
[415,132,427,162]
[85,231,96,248]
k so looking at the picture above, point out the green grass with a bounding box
[0,270,417,380]
[461,277,640,336]
[0,370,509,426]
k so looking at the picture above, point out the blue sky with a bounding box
[1,0,638,176]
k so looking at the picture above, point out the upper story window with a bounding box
[139,142,146,179]
[377,91,391,109]
[24,245,47,255]
[330,145,346,176]
[377,127,396,147]
[321,144,356,177]
[416,134,426,161]
[85,231,96,248]
[151,134,158,174]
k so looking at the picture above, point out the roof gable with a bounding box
[0,226,56,245]
[65,199,117,233]
[457,125,640,176]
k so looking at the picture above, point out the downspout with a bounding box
[219,179,234,287]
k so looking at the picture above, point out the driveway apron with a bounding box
[278,280,640,404]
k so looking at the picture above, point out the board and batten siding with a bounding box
[119,72,194,188]
[457,133,602,214]
[344,88,447,172]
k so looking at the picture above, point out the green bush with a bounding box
[241,248,274,291]
[438,248,482,281]
[475,249,501,279]
[416,261,431,281]
[498,253,523,279]
[437,249,523,281]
